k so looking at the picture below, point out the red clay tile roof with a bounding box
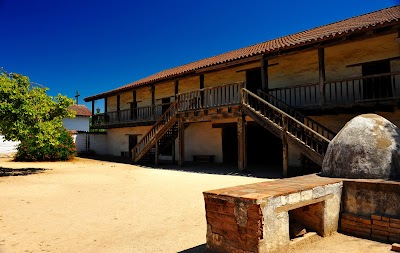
[68,104,92,117]
[84,5,400,101]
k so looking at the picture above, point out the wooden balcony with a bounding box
[91,103,171,129]
[91,82,245,128]
[268,72,400,110]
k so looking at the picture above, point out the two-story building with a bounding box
[84,6,400,175]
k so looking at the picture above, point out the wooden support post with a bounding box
[91,100,95,117]
[174,80,179,97]
[282,115,288,178]
[237,114,247,171]
[318,47,326,106]
[116,94,120,121]
[200,74,204,107]
[155,141,159,166]
[172,141,176,165]
[261,56,268,91]
[151,85,155,119]
[132,90,137,120]
[104,97,107,113]
[178,120,185,167]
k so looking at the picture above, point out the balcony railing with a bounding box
[92,103,171,127]
[91,82,245,128]
[268,72,400,108]
[177,81,245,111]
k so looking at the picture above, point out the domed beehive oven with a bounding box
[322,114,400,179]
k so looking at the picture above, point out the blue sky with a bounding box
[1,0,398,111]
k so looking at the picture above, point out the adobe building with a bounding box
[84,6,400,175]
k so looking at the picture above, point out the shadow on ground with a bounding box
[0,167,47,177]
[177,244,206,253]
[80,155,315,179]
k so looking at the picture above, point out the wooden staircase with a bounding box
[132,84,332,167]
[132,101,179,163]
[257,89,336,140]
[241,88,331,166]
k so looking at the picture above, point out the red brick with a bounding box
[372,224,388,231]
[352,230,371,239]
[372,229,389,236]
[342,213,371,225]
[392,243,400,252]
[341,223,371,234]
[390,227,400,234]
[371,214,381,221]
[371,234,388,242]
[341,218,371,229]
[373,220,389,227]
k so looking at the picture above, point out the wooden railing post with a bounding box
[178,119,185,167]
[155,141,159,165]
[237,113,247,171]
[318,48,326,106]
[282,115,288,178]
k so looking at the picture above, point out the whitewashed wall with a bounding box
[63,116,90,132]
[0,135,19,157]
[76,132,108,155]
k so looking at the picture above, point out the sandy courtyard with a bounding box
[0,158,392,253]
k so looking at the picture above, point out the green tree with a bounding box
[0,70,76,161]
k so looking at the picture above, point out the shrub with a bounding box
[15,129,76,162]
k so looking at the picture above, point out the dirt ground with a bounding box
[0,157,392,253]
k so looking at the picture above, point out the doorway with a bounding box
[162,97,171,114]
[246,68,262,94]
[128,135,138,157]
[222,124,238,164]
[362,60,391,99]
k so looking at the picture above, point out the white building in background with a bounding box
[0,135,19,157]
[63,104,92,132]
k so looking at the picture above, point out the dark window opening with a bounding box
[362,60,392,100]
[246,68,262,94]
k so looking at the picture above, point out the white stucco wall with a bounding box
[174,122,223,163]
[63,116,90,132]
[106,126,152,156]
[0,135,19,157]
[76,133,108,155]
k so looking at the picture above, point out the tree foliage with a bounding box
[0,70,76,161]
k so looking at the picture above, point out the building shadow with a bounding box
[177,244,206,253]
[81,155,316,179]
[0,167,46,177]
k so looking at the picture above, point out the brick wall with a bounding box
[340,212,400,243]
[204,195,263,253]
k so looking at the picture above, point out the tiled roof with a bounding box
[68,104,92,117]
[85,5,400,101]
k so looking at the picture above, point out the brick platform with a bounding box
[203,174,342,253]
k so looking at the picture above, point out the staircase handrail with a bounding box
[241,88,331,144]
[257,89,336,140]
[132,99,179,160]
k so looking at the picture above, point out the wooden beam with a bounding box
[318,48,326,106]
[178,120,185,167]
[237,114,247,171]
[282,115,288,178]
[200,74,204,106]
[132,90,137,119]
[261,56,268,90]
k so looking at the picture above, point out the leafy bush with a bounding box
[15,128,76,162]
